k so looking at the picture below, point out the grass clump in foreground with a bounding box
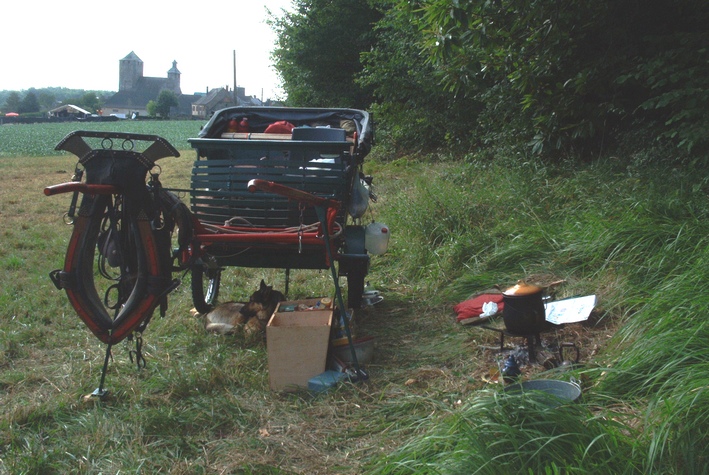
[1,140,709,473]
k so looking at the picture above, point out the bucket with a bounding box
[365,222,389,255]
[332,335,375,365]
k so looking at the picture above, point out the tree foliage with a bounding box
[151,90,179,118]
[19,90,40,114]
[3,91,21,113]
[77,92,102,114]
[146,100,157,117]
[1,87,112,115]
[359,1,481,152]
[419,0,709,154]
[38,91,56,110]
[269,0,381,108]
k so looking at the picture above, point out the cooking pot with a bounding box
[502,280,547,334]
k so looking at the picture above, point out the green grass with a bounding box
[1,123,709,473]
[0,134,474,474]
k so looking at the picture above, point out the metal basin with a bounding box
[504,379,581,407]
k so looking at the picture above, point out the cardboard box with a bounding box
[267,300,333,391]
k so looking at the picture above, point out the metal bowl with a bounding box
[504,379,581,406]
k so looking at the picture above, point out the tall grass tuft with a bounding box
[370,153,709,473]
[368,390,642,474]
[599,236,709,472]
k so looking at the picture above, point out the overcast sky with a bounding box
[1,0,293,100]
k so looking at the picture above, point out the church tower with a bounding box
[119,51,143,91]
[167,60,182,94]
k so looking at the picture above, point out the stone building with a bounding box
[103,52,197,118]
[102,52,263,118]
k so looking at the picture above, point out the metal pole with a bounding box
[90,343,112,399]
[233,50,237,103]
[314,206,367,382]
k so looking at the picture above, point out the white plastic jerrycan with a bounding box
[365,222,390,255]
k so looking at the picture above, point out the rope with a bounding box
[200,220,345,239]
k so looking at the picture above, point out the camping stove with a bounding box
[481,323,580,367]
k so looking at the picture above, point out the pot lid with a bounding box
[503,280,542,296]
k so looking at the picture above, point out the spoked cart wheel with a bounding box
[191,260,222,314]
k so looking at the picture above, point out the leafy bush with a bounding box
[618,31,709,152]
[407,0,709,157]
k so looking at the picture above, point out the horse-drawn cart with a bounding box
[184,106,376,314]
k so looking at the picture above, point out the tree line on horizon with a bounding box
[1,87,114,116]
[1,87,180,119]
[271,0,709,159]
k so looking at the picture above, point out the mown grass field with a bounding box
[1,122,472,474]
[1,121,708,474]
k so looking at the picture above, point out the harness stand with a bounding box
[89,344,113,399]
[46,131,184,401]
